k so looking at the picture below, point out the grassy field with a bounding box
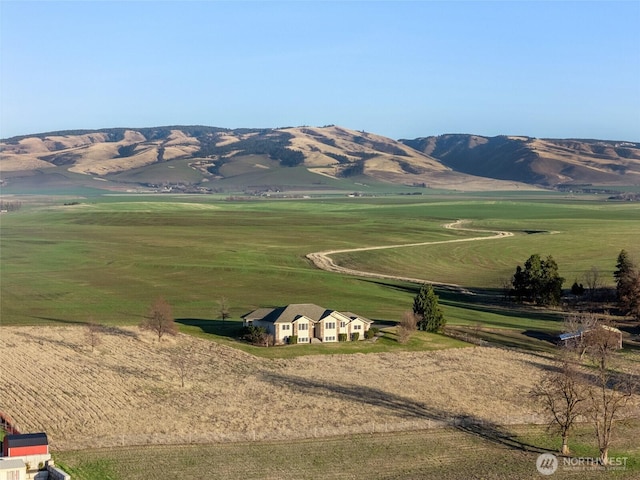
[1,195,639,344]
[2,193,639,478]
[53,422,640,480]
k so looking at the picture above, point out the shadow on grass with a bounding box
[262,371,548,453]
[522,330,558,344]
[176,318,243,340]
[30,316,87,325]
[439,296,566,325]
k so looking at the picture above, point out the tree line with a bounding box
[507,250,640,322]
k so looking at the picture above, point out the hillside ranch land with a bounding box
[2,195,639,327]
[1,194,640,478]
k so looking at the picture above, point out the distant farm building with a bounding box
[558,324,623,350]
[243,303,373,344]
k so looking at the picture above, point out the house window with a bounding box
[7,470,20,480]
[298,323,308,331]
[340,321,346,328]
[326,322,336,329]
[354,324,362,330]
[325,336,335,342]
[281,324,290,330]
[299,338,307,343]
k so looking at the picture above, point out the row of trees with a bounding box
[509,250,640,322]
[511,254,564,305]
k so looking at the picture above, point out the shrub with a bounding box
[351,332,360,341]
[338,333,348,342]
[243,325,268,345]
[288,335,298,345]
[364,329,375,339]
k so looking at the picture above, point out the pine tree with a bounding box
[614,250,639,320]
[511,254,564,305]
[412,284,446,332]
[614,249,635,301]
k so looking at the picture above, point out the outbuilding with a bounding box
[0,458,26,480]
[1,433,48,458]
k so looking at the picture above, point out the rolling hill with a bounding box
[401,134,640,188]
[1,126,638,193]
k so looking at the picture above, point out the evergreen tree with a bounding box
[614,250,639,320]
[511,254,564,305]
[412,284,446,332]
[614,249,635,301]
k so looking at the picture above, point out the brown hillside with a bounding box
[402,134,640,187]
[0,126,553,191]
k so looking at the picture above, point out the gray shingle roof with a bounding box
[243,304,369,324]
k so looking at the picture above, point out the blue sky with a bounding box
[1,1,639,140]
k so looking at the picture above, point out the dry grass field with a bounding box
[2,325,638,455]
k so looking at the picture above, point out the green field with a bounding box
[1,195,639,342]
[53,422,640,480]
[3,193,640,477]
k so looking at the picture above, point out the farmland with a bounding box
[53,422,640,480]
[2,194,639,330]
[1,193,640,478]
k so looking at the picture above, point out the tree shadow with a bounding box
[176,318,243,340]
[522,330,558,344]
[100,325,139,339]
[30,316,87,325]
[262,371,549,453]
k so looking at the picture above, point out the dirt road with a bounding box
[306,220,513,289]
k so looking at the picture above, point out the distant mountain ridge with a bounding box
[1,125,638,193]
[400,134,640,187]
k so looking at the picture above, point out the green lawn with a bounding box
[178,318,469,359]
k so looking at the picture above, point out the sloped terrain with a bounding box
[402,134,640,187]
[3,126,637,192]
[0,126,535,192]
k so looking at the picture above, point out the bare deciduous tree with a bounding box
[85,319,102,353]
[584,266,602,299]
[563,312,599,359]
[397,311,417,344]
[140,297,178,341]
[531,356,586,455]
[169,345,196,388]
[218,297,230,323]
[582,325,634,465]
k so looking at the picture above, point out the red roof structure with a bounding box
[2,432,49,457]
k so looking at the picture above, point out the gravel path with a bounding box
[305,220,514,290]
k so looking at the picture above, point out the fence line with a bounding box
[60,414,548,450]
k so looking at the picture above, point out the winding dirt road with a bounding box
[305,220,514,290]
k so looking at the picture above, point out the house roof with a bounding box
[3,432,48,448]
[559,331,582,341]
[242,307,275,322]
[265,304,330,324]
[243,304,371,325]
[0,458,26,470]
[559,325,623,342]
[342,312,374,324]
